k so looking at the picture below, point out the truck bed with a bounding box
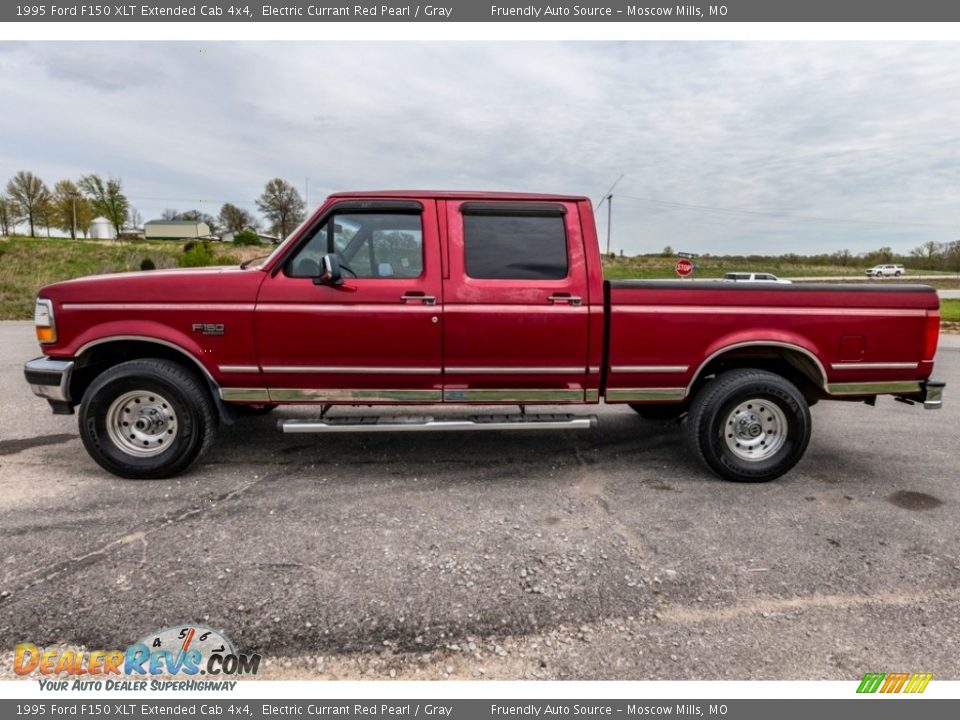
[604,280,940,403]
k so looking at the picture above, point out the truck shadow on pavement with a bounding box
[207,411,702,484]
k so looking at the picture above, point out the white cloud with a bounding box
[1,41,959,255]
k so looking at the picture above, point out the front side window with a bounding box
[463,212,568,280]
[286,212,423,279]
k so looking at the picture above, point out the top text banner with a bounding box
[7,1,960,23]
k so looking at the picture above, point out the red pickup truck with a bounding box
[24,190,945,482]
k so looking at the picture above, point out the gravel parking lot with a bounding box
[1,321,958,680]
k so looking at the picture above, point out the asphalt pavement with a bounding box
[1,321,958,680]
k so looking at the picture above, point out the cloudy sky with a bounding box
[1,41,959,255]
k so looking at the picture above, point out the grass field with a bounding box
[0,236,261,320]
[599,254,956,280]
[940,299,960,322]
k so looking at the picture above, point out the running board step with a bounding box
[279,413,597,434]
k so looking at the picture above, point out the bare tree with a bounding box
[5,170,51,238]
[944,240,960,275]
[876,246,894,264]
[126,207,143,230]
[910,240,943,269]
[830,249,852,267]
[256,178,305,239]
[0,194,16,236]
[79,174,130,239]
[177,209,219,234]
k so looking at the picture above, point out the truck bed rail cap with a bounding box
[607,279,938,293]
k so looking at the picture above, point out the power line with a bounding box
[616,194,958,230]
[126,195,260,207]
[594,174,624,213]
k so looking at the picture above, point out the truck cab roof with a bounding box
[328,189,591,203]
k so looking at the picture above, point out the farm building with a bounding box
[144,220,211,240]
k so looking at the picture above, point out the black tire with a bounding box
[232,403,278,416]
[684,369,811,482]
[79,359,218,479]
[895,271,902,277]
[628,403,686,420]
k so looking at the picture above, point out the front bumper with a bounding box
[921,380,945,410]
[24,357,75,413]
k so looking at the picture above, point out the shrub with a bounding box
[140,258,156,271]
[232,229,262,246]
[178,241,216,268]
[183,240,196,253]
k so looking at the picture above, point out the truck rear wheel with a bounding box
[79,359,218,479]
[685,369,811,482]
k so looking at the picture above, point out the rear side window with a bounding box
[463,213,568,280]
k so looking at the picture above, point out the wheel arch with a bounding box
[686,339,829,401]
[69,336,229,421]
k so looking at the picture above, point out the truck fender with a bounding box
[688,330,829,395]
[68,325,235,425]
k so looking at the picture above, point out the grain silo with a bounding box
[90,217,116,240]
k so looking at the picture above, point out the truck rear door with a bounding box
[441,200,590,403]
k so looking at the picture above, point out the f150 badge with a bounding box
[192,323,225,336]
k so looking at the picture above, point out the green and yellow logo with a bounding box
[857,672,932,694]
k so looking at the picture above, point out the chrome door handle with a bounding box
[548,294,582,306]
[401,292,436,305]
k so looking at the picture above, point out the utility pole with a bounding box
[605,194,613,256]
[69,191,79,240]
[595,174,623,257]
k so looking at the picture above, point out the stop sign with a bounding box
[675,258,694,277]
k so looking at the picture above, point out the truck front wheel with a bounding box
[685,369,811,482]
[79,359,218,479]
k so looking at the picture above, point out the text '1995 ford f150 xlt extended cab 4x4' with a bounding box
[24,191,945,482]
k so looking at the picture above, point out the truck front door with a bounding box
[254,200,443,403]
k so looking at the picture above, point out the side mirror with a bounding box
[315,253,343,286]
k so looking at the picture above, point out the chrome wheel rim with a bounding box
[106,390,178,457]
[723,398,787,462]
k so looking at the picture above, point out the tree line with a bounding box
[650,243,959,272]
[1,171,307,241]
[682,243,960,273]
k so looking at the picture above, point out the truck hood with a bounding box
[39,266,266,305]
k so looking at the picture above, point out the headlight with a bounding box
[34,298,57,344]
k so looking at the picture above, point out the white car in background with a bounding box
[866,264,905,277]
[723,272,793,284]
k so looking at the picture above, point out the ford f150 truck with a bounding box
[24,190,945,482]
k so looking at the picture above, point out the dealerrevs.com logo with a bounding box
[14,625,260,690]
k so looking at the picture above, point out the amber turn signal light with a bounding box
[34,298,57,344]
